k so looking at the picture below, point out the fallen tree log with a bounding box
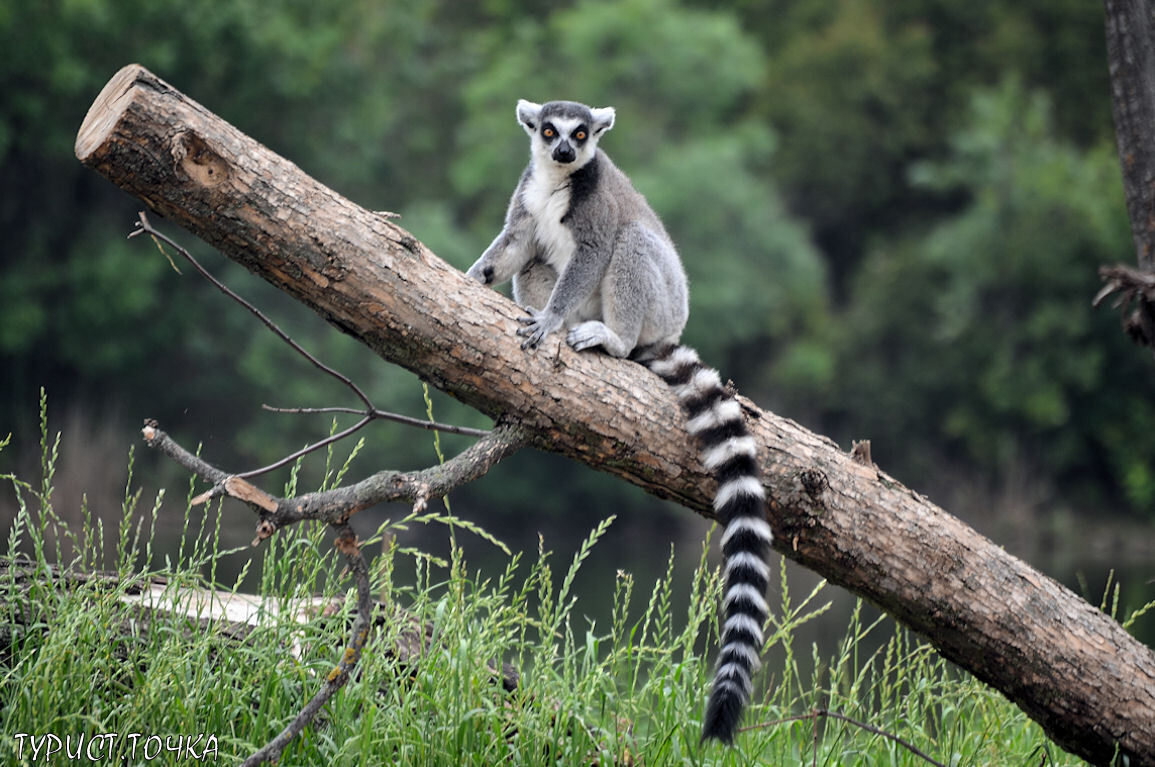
[75,64,1155,765]
[0,557,518,692]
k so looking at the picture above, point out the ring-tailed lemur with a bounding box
[466,99,773,744]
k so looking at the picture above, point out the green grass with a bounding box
[0,397,1096,766]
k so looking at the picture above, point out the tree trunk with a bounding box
[1101,0,1155,347]
[76,64,1155,766]
[1106,0,1155,269]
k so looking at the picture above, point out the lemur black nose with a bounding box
[553,143,576,163]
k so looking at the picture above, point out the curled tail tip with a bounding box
[700,690,744,745]
[700,724,736,746]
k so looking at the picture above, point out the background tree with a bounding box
[831,80,1141,514]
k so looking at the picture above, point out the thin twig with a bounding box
[141,421,528,531]
[262,404,489,438]
[819,709,947,767]
[141,419,528,764]
[241,525,374,766]
[235,415,373,480]
[812,708,819,767]
[141,420,228,486]
[129,214,528,763]
[130,211,489,478]
[744,708,948,767]
[130,211,375,411]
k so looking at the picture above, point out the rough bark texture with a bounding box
[77,64,1155,765]
[1103,0,1155,348]
[1106,0,1155,268]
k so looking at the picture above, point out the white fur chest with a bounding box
[521,164,576,270]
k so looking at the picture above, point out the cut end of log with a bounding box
[75,63,154,163]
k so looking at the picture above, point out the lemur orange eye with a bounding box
[543,127,555,138]
[575,130,587,140]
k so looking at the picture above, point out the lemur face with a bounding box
[517,100,615,169]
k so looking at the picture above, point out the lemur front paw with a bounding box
[567,320,633,357]
[465,262,494,284]
[516,309,563,350]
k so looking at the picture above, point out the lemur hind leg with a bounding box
[512,260,557,314]
[567,227,659,358]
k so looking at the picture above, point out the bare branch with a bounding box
[262,419,527,531]
[234,415,374,480]
[241,525,374,766]
[131,211,490,474]
[141,416,526,761]
[131,211,376,411]
[261,404,490,438]
[141,420,528,535]
[141,419,227,486]
[746,709,948,767]
[817,709,946,767]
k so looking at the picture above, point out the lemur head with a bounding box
[517,99,615,168]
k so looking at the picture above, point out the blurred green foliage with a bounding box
[0,0,1149,520]
[833,79,1140,505]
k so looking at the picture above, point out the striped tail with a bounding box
[644,344,772,744]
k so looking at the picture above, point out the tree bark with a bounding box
[1106,0,1155,269]
[77,64,1155,766]
[1102,0,1155,347]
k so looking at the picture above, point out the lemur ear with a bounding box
[516,100,543,135]
[590,107,615,137]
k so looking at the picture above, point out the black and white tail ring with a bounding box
[645,344,773,744]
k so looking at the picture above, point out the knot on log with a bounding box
[799,468,829,503]
[172,130,230,188]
